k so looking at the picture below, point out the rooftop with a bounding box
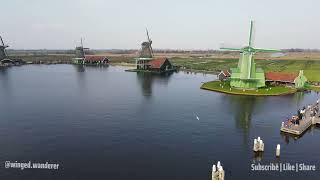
[265,72,298,83]
[148,57,168,69]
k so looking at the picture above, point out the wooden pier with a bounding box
[280,101,320,135]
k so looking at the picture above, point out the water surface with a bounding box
[0,65,319,179]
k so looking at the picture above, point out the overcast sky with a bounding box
[2,0,320,49]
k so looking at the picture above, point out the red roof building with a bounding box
[148,57,167,68]
[217,70,231,81]
[265,72,298,83]
[147,57,174,72]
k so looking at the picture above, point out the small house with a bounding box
[265,70,307,88]
[217,70,231,81]
[147,57,175,72]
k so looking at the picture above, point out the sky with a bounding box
[1,0,320,50]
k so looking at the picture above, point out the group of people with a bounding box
[282,99,320,128]
[310,100,319,117]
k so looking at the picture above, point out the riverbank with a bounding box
[306,85,320,92]
[201,81,297,96]
[7,54,320,82]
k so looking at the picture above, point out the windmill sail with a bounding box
[0,36,9,59]
[75,38,89,58]
[248,21,254,47]
[0,36,4,46]
[146,28,154,56]
[139,28,153,58]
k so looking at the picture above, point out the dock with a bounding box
[280,100,320,135]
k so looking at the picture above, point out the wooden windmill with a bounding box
[136,28,154,70]
[75,38,89,59]
[0,36,9,60]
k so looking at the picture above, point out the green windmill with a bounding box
[221,21,280,89]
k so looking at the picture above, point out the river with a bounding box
[0,65,319,179]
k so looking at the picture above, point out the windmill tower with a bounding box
[73,38,90,65]
[139,28,153,58]
[221,21,280,89]
[136,28,154,70]
[75,38,89,58]
[0,36,9,60]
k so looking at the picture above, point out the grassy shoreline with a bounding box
[8,54,320,82]
[306,85,320,92]
[201,81,297,96]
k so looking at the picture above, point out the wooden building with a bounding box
[217,70,231,81]
[72,39,109,65]
[265,70,307,88]
[146,57,175,72]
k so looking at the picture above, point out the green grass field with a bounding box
[201,81,297,96]
[171,58,320,82]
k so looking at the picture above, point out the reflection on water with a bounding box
[0,68,11,98]
[292,91,306,108]
[225,95,264,148]
[0,65,319,180]
[253,151,264,163]
[136,72,173,97]
[74,65,86,72]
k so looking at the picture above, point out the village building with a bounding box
[83,55,109,65]
[147,57,174,72]
[72,39,109,65]
[0,36,25,67]
[133,29,176,73]
[217,70,231,81]
[265,70,307,88]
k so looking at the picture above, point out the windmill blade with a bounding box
[0,36,8,57]
[220,47,243,51]
[150,46,154,57]
[146,28,151,43]
[254,48,281,53]
[220,42,243,51]
[80,37,88,56]
[146,28,154,57]
[0,36,4,46]
[248,21,253,47]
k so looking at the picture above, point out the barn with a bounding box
[265,70,307,88]
[147,57,175,72]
